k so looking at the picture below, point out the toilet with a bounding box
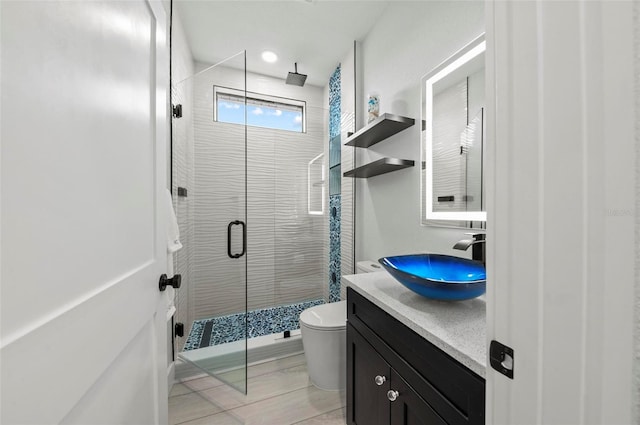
[299,261,383,390]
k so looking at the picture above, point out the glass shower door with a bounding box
[171,51,248,393]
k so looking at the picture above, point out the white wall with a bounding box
[193,61,325,109]
[355,1,484,262]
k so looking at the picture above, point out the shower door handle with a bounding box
[227,220,246,259]
[238,220,246,258]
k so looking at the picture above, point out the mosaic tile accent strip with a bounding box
[328,65,342,303]
[329,194,342,302]
[183,299,325,350]
[329,65,341,139]
[329,66,342,302]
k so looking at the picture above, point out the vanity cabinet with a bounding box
[346,288,485,425]
[349,323,446,425]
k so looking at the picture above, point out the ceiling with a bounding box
[174,1,391,87]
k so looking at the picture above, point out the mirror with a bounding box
[421,34,486,228]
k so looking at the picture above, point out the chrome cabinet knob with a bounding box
[387,390,399,402]
[374,375,386,386]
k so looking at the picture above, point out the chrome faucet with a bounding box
[453,233,486,264]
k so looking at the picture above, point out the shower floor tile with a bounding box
[169,354,346,425]
[184,299,325,350]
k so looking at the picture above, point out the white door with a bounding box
[486,1,638,423]
[1,1,169,424]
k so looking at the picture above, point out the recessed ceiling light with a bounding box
[262,51,278,63]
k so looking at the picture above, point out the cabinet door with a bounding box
[347,323,390,425]
[389,370,448,425]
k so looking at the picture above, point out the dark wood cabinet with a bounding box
[347,287,485,425]
[348,322,389,425]
[390,369,448,425]
[348,323,447,425]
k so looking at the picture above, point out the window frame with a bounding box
[213,85,307,133]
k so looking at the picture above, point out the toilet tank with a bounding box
[356,260,384,274]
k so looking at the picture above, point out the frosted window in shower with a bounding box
[214,86,305,133]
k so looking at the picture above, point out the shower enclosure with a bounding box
[171,52,328,393]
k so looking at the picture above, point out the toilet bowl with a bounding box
[299,261,383,390]
[300,300,347,390]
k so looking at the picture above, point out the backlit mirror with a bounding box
[421,34,486,228]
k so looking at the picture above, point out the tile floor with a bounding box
[169,354,346,425]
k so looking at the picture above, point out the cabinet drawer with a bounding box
[347,287,485,425]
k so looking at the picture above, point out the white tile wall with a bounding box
[188,63,328,319]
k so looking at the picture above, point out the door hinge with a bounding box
[490,340,514,379]
[175,322,185,338]
[172,104,182,118]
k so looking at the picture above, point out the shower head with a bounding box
[286,63,307,87]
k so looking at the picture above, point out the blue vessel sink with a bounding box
[378,254,486,301]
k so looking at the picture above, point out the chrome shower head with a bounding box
[286,63,307,86]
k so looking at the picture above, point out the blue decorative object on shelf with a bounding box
[367,93,380,123]
[378,254,486,301]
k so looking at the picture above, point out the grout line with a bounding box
[171,354,308,398]
[245,363,308,381]
[169,387,228,425]
[288,406,346,425]
[173,384,315,425]
[170,375,226,398]
[171,358,312,424]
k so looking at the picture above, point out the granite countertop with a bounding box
[343,271,487,378]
